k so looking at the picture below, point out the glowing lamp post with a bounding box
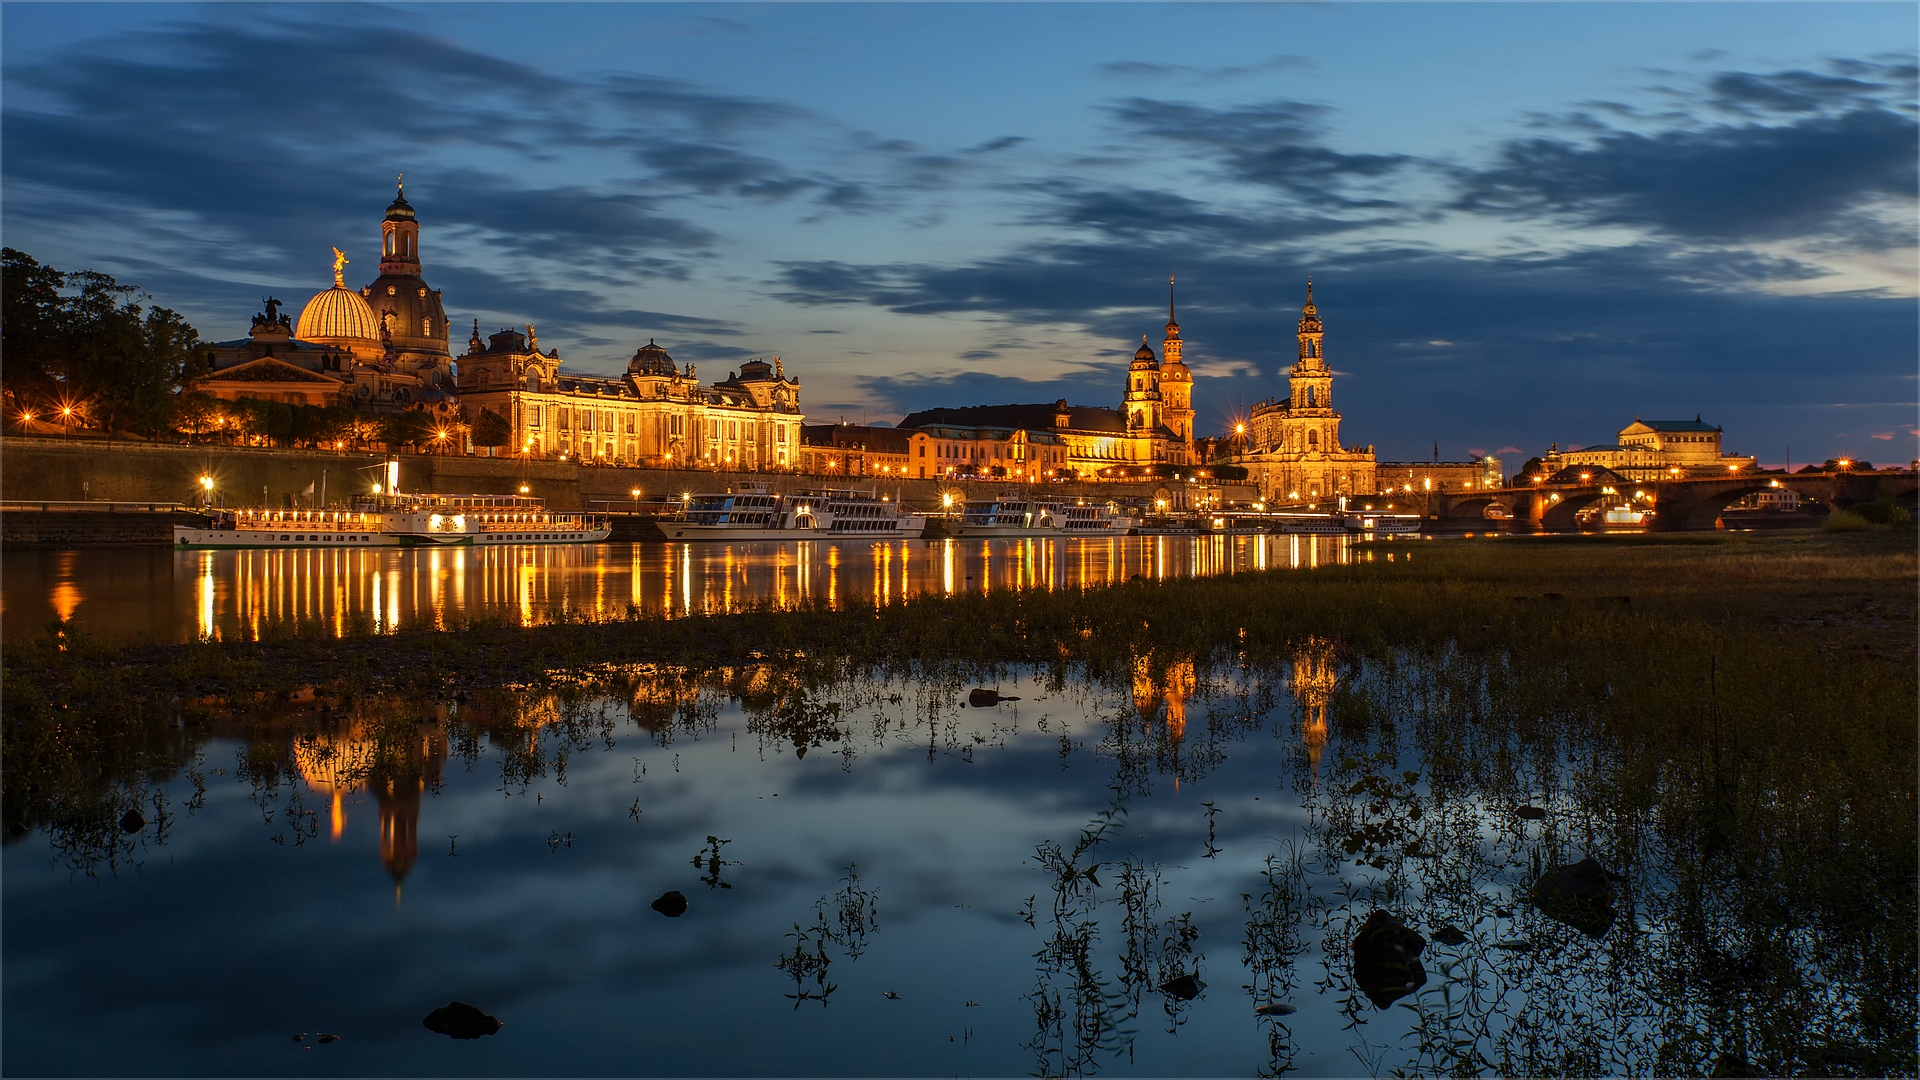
[198,475,215,507]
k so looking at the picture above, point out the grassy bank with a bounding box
[5,530,1913,709]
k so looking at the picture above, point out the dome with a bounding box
[385,185,416,223]
[1133,337,1156,363]
[628,338,675,376]
[297,286,380,342]
[361,275,450,358]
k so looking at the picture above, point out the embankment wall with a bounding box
[1,436,1254,512]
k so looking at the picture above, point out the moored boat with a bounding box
[658,485,830,541]
[803,488,928,537]
[173,493,609,548]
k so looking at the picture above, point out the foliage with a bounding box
[1210,464,1249,481]
[378,410,433,449]
[1,248,210,438]
[471,407,511,450]
[1822,509,1870,532]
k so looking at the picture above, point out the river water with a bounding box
[3,534,1356,645]
[6,648,1905,1076]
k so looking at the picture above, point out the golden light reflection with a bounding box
[1291,636,1338,778]
[24,536,1363,644]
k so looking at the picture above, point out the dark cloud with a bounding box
[1107,97,1414,207]
[860,369,1125,421]
[1098,55,1311,81]
[1458,63,1919,244]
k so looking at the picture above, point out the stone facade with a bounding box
[1559,417,1756,480]
[1234,284,1377,502]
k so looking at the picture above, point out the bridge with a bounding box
[1423,470,1919,531]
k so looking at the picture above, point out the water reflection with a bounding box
[4,646,1911,1077]
[3,534,1353,644]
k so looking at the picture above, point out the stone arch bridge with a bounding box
[1425,470,1918,531]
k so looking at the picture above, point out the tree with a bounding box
[471,408,512,456]
[174,392,221,442]
[379,410,433,450]
[1514,456,1547,482]
[0,248,209,439]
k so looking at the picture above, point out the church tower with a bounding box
[362,177,452,388]
[1279,280,1342,477]
[1158,276,1194,454]
[1124,334,1161,433]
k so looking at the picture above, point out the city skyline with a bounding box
[3,2,1914,465]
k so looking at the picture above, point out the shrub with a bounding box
[1822,509,1870,532]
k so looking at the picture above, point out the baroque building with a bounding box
[898,279,1196,477]
[1235,283,1377,502]
[197,182,807,460]
[456,328,804,467]
[1557,416,1755,480]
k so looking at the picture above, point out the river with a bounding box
[3,534,1357,644]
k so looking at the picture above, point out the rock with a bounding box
[421,1002,502,1040]
[1516,806,1547,820]
[1531,856,1616,938]
[119,808,146,834]
[1351,910,1426,1008]
[1429,925,1468,946]
[1157,972,1204,1001]
[1254,1002,1296,1016]
[650,890,688,918]
[968,689,1021,707]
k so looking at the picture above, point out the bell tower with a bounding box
[1289,280,1333,415]
[1124,335,1161,432]
[379,175,421,277]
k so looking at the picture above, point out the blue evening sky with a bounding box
[4,3,1914,464]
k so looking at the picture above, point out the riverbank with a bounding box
[7,530,1912,709]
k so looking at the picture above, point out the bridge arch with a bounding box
[1672,482,1825,530]
[1538,489,1613,531]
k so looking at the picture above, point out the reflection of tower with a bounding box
[1132,655,1196,742]
[1290,636,1337,773]
[291,719,447,895]
[373,773,424,887]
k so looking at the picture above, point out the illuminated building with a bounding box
[1558,416,1757,480]
[897,279,1197,477]
[457,330,804,466]
[799,423,912,476]
[1236,282,1378,502]
[197,182,804,457]
[901,424,1070,480]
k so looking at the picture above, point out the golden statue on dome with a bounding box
[332,247,349,288]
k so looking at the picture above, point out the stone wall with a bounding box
[1,436,1256,512]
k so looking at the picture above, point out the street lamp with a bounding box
[198,475,214,506]
[60,405,75,438]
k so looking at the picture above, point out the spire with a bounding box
[1297,278,1323,336]
[468,318,483,354]
[1166,274,1179,335]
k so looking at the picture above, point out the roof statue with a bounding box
[331,247,349,288]
[527,324,538,352]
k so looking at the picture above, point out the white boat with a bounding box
[1344,512,1422,535]
[950,498,1134,538]
[803,488,929,538]
[658,485,830,541]
[173,493,610,548]
[1272,513,1349,535]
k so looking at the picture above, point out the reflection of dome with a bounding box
[298,286,381,343]
[628,338,674,377]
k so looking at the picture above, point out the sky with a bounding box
[3,2,1915,465]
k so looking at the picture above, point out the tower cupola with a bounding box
[380,175,421,276]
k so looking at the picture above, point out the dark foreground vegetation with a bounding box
[5,531,1916,1074]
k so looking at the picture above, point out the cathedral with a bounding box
[1235,283,1377,502]
[194,183,806,462]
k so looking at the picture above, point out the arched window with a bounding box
[423,319,433,338]
[1307,386,1316,406]
[1308,430,1319,447]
